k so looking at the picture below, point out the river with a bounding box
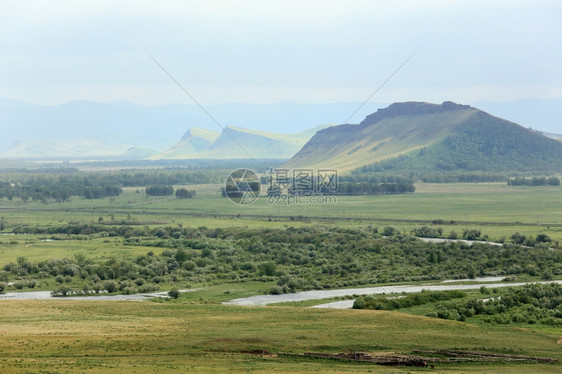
[224,280,562,307]
[0,289,190,301]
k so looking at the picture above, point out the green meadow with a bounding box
[2,182,560,241]
[0,300,561,373]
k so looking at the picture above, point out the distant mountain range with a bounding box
[285,101,562,174]
[149,126,326,160]
[0,97,560,162]
[0,98,373,159]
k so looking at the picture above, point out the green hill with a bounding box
[149,128,219,160]
[284,101,562,176]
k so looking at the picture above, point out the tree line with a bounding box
[145,185,196,198]
[0,183,122,203]
[507,176,561,186]
[328,182,415,195]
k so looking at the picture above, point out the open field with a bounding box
[1,182,561,243]
[0,300,561,373]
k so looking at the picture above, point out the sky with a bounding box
[1,0,561,107]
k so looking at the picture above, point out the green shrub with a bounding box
[103,280,118,293]
[168,288,180,299]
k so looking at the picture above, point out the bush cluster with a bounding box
[427,283,562,325]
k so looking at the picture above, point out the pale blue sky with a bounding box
[1,0,561,106]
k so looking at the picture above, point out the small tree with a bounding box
[168,288,180,299]
[383,226,396,236]
[535,233,552,243]
[104,280,118,293]
[146,185,174,196]
[175,188,196,199]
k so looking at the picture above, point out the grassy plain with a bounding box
[0,300,561,373]
[0,182,561,372]
[2,182,561,242]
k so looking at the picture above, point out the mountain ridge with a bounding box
[151,125,329,160]
[285,101,562,174]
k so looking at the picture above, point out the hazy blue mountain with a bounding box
[149,128,220,159]
[0,139,158,161]
[1,97,560,160]
[152,125,328,159]
[0,98,379,153]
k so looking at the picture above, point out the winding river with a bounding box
[0,289,190,301]
[224,279,562,307]
[2,280,561,305]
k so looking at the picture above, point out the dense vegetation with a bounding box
[0,168,226,187]
[344,171,533,184]
[353,290,467,310]
[2,225,560,296]
[175,188,196,198]
[0,168,227,202]
[428,283,562,326]
[508,176,561,186]
[349,112,562,183]
[352,283,562,327]
[145,185,174,196]
[263,181,415,196]
[328,181,415,195]
[0,181,122,202]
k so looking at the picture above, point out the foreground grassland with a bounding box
[0,300,560,373]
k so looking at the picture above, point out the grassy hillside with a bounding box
[356,110,562,177]
[149,127,219,159]
[285,101,562,175]
[154,125,329,159]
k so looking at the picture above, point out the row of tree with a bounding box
[332,182,415,195]
[145,185,196,198]
[0,184,122,202]
[507,177,561,186]
[263,182,415,196]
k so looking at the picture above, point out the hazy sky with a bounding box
[1,0,561,106]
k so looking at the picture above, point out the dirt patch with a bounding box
[241,349,272,355]
[279,349,557,367]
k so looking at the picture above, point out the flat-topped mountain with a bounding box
[284,101,562,174]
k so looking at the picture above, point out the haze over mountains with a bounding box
[1,98,561,165]
[149,126,327,160]
[0,99,369,159]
